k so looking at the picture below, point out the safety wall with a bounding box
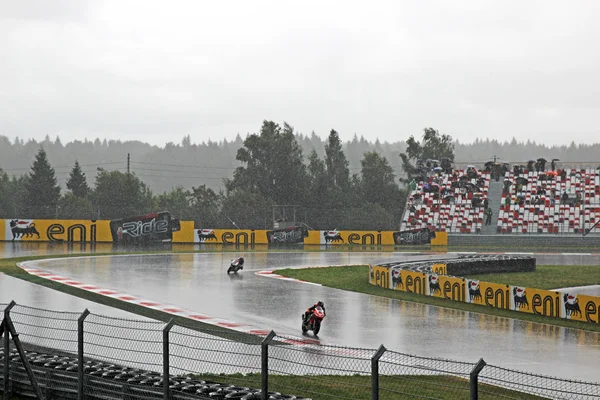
[195,228,448,246]
[3,219,113,242]
[2,219,448,246]
[2,219,197,243]
[369,260,600,324]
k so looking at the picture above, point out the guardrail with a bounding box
[370,254,600,324]
[1,301,599,400]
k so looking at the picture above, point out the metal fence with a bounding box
[1,301,600,400]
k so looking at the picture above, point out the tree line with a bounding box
[1,130,598,196]
[1,121,448,230]
[1,120,594,230]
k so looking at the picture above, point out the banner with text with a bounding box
[3,219,112,242]
[370,261,600,324]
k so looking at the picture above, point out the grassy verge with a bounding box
[276,265,600,332]
[0,254,261,342]
[193,373,547,400]
[465,265,600,289]
[2,373,548,400]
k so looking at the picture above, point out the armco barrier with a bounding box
[369,255,600,324]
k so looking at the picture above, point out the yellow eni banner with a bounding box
[510,287,562,318]
[369,264,600,325]
[400,270,428,295]
[4,219,112,242]
[430,232,448,246]
[310,230,448,246]
[431,263,447,275]
[172,221,195,243]
[3,218,196,243]
[315,230,394,245]
[428,274,465,302]
[371,265,391,289]
[195,229,269,244]
[465,279,511,310]
[563,293,600,323]
[195,229,448,246]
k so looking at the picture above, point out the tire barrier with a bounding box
[371,254,536,276]
[0,349,312,400]
[369,255,600,324]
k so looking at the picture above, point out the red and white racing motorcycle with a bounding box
[301,306,325,335]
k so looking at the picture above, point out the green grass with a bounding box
[192,372,548,400]
[276,265,600,332]
[465,265,600,289]
[1,372,548,400]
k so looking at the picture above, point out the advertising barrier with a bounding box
[3,219,112,242]
[371,265,391,289]
[194,228,265,244]
[194,228,448,246]
[466,280,511,309]
[511,287,562,318]
[2,217,196,244]
[397,270,428,295]
[109,212,181,244]
[266,226,308,244]
[393,228,435,245]
[2,218,449,246]
[370,256,600,324]
[431,263,447,275]
[429,274,465,302]
[562,293,600,324]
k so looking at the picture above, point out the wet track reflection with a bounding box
[13,250,600,383]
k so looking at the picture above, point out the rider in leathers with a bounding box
[303,301,326,323]
[230,257,244,270]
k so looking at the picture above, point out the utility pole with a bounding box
[127,153,130,174]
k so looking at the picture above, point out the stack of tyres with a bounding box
[3,349,310,400]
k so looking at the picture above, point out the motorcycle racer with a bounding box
[303,301,325,323]
[227,257,244,274]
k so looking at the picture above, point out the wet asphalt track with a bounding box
[9,249,600,384]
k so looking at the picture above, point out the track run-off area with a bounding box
[1,244,600,384]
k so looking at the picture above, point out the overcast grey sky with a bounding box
[1,0,599,147]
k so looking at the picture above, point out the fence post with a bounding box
[163,319,174,400]
[77,309,90,400]
[3,301,15,400]
[261,331,276,400]
[371,345,386,400]
[4,304,45,400]
[470,358,487,400]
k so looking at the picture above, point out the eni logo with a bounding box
[222,231,256,244]
[47,222,97,242]
[347,232,383,245]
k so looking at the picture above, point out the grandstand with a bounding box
[498,168,600,234]
[401,164,600,236]
[401,167,490,233]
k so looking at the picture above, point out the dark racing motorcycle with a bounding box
[227,258,244,274]
[301,305,325,335]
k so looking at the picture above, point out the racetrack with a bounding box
[10,250,600,384]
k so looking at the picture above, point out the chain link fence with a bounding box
[266,333,373,399]
[478,364,600,400]
[378,350,473,399]
[1,301,600,400]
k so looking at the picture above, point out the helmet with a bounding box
[239,257,244,263]
[317,301,324,308]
